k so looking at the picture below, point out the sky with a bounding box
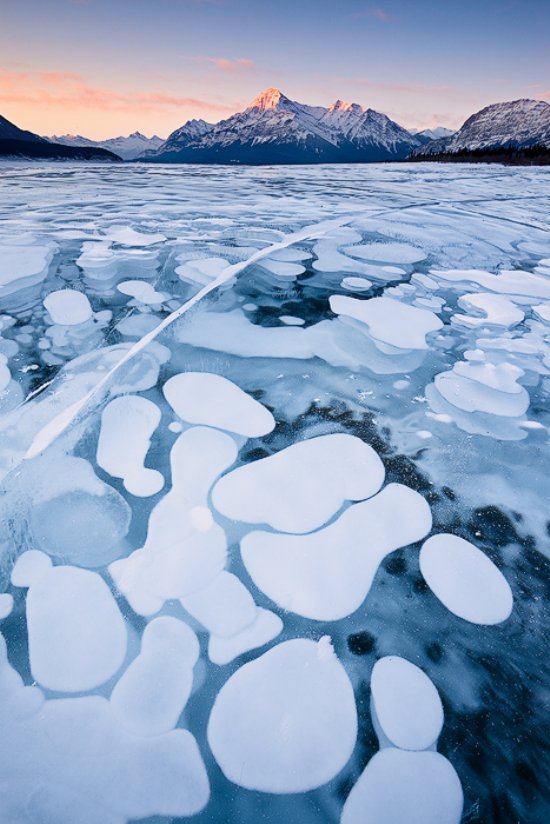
[0,0,549,140]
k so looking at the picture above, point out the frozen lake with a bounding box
[0,162,548,823]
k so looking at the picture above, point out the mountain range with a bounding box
[1,90,549,165]
[142,88,423,164]
[0,115,121,161]
[47,131,163,160]
[411,99,550,163]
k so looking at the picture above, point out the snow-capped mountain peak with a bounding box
[249,87,289,110]
[328,100,364,114]
[143,87,421,164]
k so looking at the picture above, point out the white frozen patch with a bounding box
[176,256,229,286]
[181,571,257,639]
[212,433,385,534]
[345,242,426,264]
[43,289,93,326]
[341,749,463,824]
[420,534,513,625]
[533,303,550,323]
[341,276,373,291]
[280,315,305,325]
[163,371,275,437]
[452,293,524,329]
[107,226,166,246]
[0,593,13,619]
[208,608,283,666]
[12,551,127,692]
[370,656,444,750]
[330,296,443,350]
[431,267,550,300]
[97,395,164,497]
[109,426,235,615]
[207,638,357,792]
[241,484,432,620]
[433,360,529,417]
[260,259,305,278]
[0,631,209,820]
[110,616,199,736]
[117,280,166,305]
[0,243,54,297]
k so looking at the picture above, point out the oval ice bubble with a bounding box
[370,656,444,750]
[163,371,275,437]
[420,534,513,625]
[207,637,357,793]
[341,749,463,824]
[12,551,127,693]
[43,289,93,326]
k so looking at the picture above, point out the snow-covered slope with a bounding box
[49,132,164,160]
[145,88,421,164]
[411,127,455,143]
[412,100,550,158]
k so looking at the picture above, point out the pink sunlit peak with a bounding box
[249,87,288,110]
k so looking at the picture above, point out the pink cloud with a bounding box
[0,67,236,115]
[201,57,256,74]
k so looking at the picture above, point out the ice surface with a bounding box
[213,433,385,534]
[420,534,514,625]
[370,656,444,750]
[241,483,432,620]
[0,163,548,823]
[207,638,357,792]
[12,551,127,692]
[97,395,164,496]
[163,371,275,436]
[43,289,93,325]
[341,749,463,824]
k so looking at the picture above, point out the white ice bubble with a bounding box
[241,483,432,620]
[0,630,209,820]
[0,593,13,619]
[330,295,443,350]
[107,226,166,246]
[110,616,199,736]
[420,534,513,625]
[207,638,357,793]
[163,371,275,437]
[12,552,127,692]
[345,242,426,264]
[341,749,463,824]
[453,292,524,329]
[43,289,93,326]
[97,395,164,497]
[212,433,385,534]
[117,280,166,305]
[0,243,54,298]
[341,276,373,291]
[370,656,444,750]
